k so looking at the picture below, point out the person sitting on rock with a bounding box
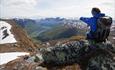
[80,7,112,42]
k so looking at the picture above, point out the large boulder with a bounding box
[34,40,115,70]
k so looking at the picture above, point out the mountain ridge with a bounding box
[0,19,38,53]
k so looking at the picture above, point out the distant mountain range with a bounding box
[13,17,115,42]
[13,18,87,42]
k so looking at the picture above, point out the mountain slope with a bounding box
[0,19,38,53]
[36,24,86,42]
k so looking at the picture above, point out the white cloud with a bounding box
[0,0,115,19]
[0,0,39,18]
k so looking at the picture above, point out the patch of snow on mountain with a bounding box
[0,52,29,65]
[0,21,17,44]
[113,37,115,40]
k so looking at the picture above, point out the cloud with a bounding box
[0,0,115,19]
[0,0,39,18]
[36,0,115,18]
[1,0,37,6]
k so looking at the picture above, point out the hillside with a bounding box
[0,19,38,53]
[14,18,87,42]
[36,25,80,42]
[0,19,82,70]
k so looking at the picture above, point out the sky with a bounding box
[0,0,115,19]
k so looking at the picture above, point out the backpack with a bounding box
[94,16,112,42]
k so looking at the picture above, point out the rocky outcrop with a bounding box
[1,40,114,70]
[35,40,115,70]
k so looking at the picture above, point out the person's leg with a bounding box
[86,33,92,40]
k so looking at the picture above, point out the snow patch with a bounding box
[0,21,17,44]
[113,37,115,40]
[0,52,29,65]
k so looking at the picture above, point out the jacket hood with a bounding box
[94,13,105,18]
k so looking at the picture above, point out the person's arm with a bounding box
[80,17,93,26]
